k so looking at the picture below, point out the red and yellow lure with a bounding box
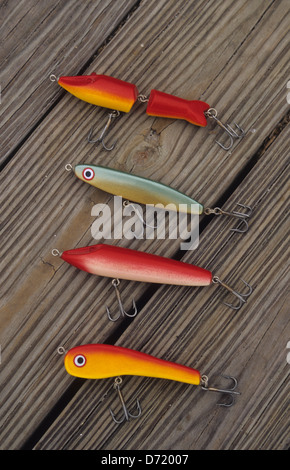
[65,343,201,384]
[64,343,240,422]
[53,243,252,320]
[51,72,245,150]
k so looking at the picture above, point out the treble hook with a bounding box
[204,203,252,233]
[201,374,240,407]
[205,108,245,150]
[212,275,253,310]
[88,110,120,150]
[109,377,142,424]
[106,278,138,322]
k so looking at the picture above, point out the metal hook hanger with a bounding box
[205,108,245,150]
[204,203,252,233]
[212,275,253,310]
[109,377,142,424]
[201,374,240,407]
[106,278,138,322]
[88,110,120,150]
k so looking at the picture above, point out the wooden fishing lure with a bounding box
[56,73,209,125]
[57,243,252,312]
[60,243,212,286]
[65,343,201,384]
[74,163,203,215]
[52,72,244,150]
[68,163,251,230]
[63,343,241,422]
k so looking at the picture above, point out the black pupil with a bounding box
[85,170,92,178]
[77,356,84,365]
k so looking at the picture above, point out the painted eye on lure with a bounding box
[82,167,95,181]
[73,354,86,367]
[50,72,245,151]
[64,343,241,423]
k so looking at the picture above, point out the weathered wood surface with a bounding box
[0,0,289,450]
[0,0,139,164]
[36,122,290,451]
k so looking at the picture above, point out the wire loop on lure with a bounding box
[205,108,245,150]
[88,110,120,151]
[137,94,149,103]
[109,376,142,424]
[106,279,138,322]
[52,248,61,257]
[212,275,253,310]
[204,204,252,233]
[201,374,240,407]
[57,346,66,355]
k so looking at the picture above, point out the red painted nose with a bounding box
[58,74,95,88]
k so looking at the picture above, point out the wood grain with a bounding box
[36,120,290,451]
[0,0,289,450]
[0,0,139,164]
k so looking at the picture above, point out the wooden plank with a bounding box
[35,120,290,450]
[0,0,139,164]
[0,0,289,449]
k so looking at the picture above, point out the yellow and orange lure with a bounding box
[64,344,240,423]
[64,343,201,385]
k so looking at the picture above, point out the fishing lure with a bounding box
[52,243,252,321]
[64,343,241,423]
[66,163,252,232]
[50,73,245,150]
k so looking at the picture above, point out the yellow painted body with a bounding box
[65,344,201,385]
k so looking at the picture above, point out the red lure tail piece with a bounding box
[146,89,209,127]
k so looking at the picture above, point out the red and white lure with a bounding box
[52,243,252,321]
[50,72,245,150]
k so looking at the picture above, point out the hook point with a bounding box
[205,108,245,150]
[110,377,142,423]
[88,110,120,151]
[201,374,240,407]
[213,276,253,310]
[106,279,138,321]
